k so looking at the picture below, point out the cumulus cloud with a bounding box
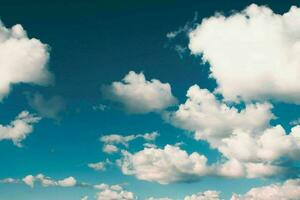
[0,21,52,101]
[184,190,221,200]
[100,131,159,154]
[102,71,177,113]
[189,4,300,103]
[26,93,66,120]
[0,111,41,146]
[22,174,76,188]
[118,145,210,184]
[231,179,300,200]
[166,85,273,147]
[118,144,284,184]
[88,159,111,171]
[94,184,136,200]
[166,84,300,179]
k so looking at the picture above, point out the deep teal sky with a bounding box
[1,0,300,199]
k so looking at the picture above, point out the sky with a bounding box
[1,0,300,199]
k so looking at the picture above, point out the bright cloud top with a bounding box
[231,179,300,200]
[165,85,300,181]
[189,4,300,103]
[103,71,177,113]
[0,111,41,147]
[119,145,210,184]
[94,183,136,200]
[0,21,52,101]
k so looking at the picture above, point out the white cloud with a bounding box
[88,159,111,171]
[166,84,300,179]
[100,132,159,154]
[0,111,41,147]
[118,144,284,184]
[146,198,172,200]
[231,179,300,200]
[94,184,136,200]
[118,145,210,184]
[0,21,52,101]
[189,4,300,103]
[22,174,76,188]
[166,85,273,148]
[102,71,177,113]
[26,93,66,120]
[184,190,220,200]
[103,144,119,154]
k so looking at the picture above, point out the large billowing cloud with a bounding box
[0,21,52,101]
[166,85,273,147]
[102,71,177,113]
[118,144,283,184]
[189,4,300,103]
[0,111,41,147]
[165,85,300,180]
[231,179,300,200]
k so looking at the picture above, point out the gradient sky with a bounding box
[1,0,300,200]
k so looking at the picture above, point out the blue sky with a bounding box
[1,0,300,200]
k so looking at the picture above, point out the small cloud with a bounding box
[26,92,66,120]
[88,159,111,171]
[102,71,177,114]
[92,104,109,111]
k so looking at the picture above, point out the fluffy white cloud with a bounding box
[166,85,273,147]
[102,71,177,113]
[100,132,159,154]
[118,145,210,184]
[0,21,52,101]
[94,184,136,200]
[166,84,300,179]
[118,144,283,184]
[189,4,300,103]
[22,174,76,188]
[0,111,41,146]
[184,191,220,200]
[146,198,172,200]
[231,179,300,200]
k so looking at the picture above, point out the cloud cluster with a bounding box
[231,179,300,200]
[0,111,41,147]
[0,21,52,101]
[118,144,285,184]
[94,184,136,200]
[162,85,300,181]
[22,174,76,188]
[118,145,210,184]
[189,4,300,103]
[102,71,177,113]
[100,131,159,154]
